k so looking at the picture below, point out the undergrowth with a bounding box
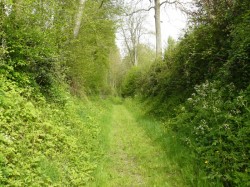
[124,98,223,187]
[0,75,106,186]
[169,81,250,186]
[126,80,250,186]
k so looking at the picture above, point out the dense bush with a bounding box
[169,81,250,186]
[0,0,75,95]
[121,67,142,97]
[0,75,105,186]
[1,0,117,97]
[226,10,250,89]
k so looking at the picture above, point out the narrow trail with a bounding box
[107,105,145,186]
[93,104,184,187]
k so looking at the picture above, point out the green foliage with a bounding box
[137,44,155,68]
[121,67,142,97]
[171,81,250,186]
[164,36,176,65]
[133,0,249,107]
[226,10,250,89]
[108,46,123,95]
[67,0,116,95]
[0,0,79,97]
[119,44,155,97]
[121,1,250,186]
[1,0,117,96]
[0,75,106,186]
[0,1,119,185]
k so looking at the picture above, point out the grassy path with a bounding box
[92,103,185,187]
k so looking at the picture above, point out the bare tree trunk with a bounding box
[74,0,86,38]
[121,27,134,65]
[121,13,145,66]
[154,0,162,59]
[134,46,138,66]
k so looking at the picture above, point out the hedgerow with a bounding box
[120,1,250,186]
[170,81,250,186]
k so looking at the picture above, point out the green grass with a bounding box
[91,99,187,186]
[89,100,113,186]
[124,98,223,187]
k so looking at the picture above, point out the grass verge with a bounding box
[124,98,222,187]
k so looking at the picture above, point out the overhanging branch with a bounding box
[126,6,155,16]
[126,0,181,16]
[160,0,179,7]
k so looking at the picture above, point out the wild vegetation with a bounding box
[121,0,250,186]
[0,0,249,186]
[0,0,117,185]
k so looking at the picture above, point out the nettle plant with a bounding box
[175,81,250,186]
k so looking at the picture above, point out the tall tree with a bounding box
[154,0,162,59]
[121,12,146,66]
[126,0,181,60]
[74,0,86,38]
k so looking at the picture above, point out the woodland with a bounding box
[0,0,249,186]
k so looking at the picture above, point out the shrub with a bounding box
[121,67,142,97]
[171,81,250,186]
[0,75,104,186]
[226,10,250,89]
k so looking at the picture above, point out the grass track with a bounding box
[91,103,186,187]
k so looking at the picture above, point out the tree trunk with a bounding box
[74,0,86,38]
[154,0,162,59]
[134,46,138,66]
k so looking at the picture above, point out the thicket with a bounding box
[0,75,107,186]
[121,0,250,186]
[1,0,117,185]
